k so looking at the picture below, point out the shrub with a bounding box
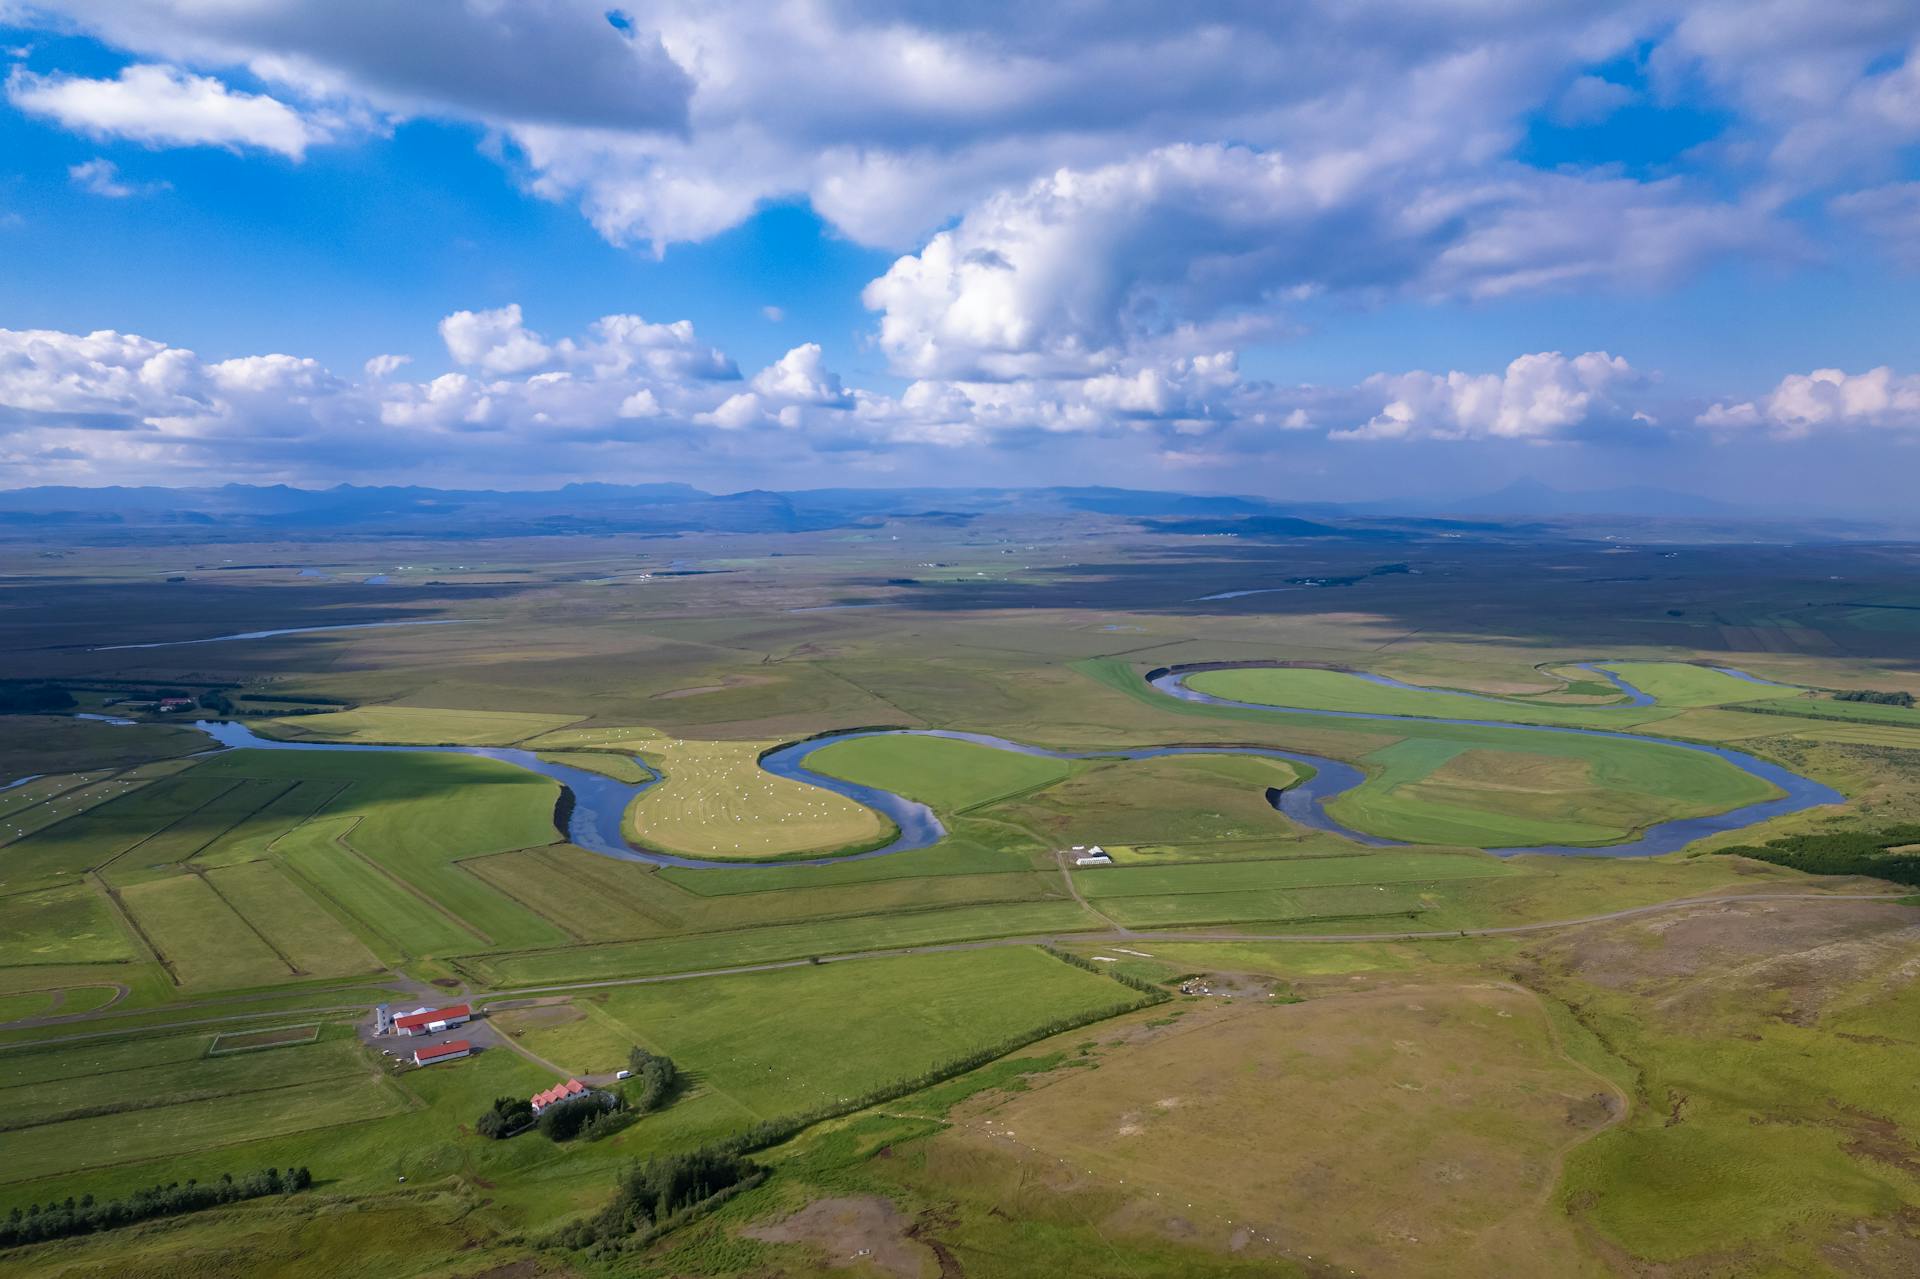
[476,1095,533,1140]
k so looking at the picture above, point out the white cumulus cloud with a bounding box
[1699,367,1920,437]
[9,64,331,157]
[1334,352,1643,442]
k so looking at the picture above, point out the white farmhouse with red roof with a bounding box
[530,1078,590,1114]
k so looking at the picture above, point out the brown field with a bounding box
[920,983,1623,1277]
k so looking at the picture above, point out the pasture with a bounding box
[981,753,1305,851]
[1185,665,1666,728]
[629,736,892,858]
[591,947,1147,1116]
[262,705,580,745]
[1599,662,1808,708]
[1323,733,1779,848]
[805,733,1070,811]
[0,882,134,967]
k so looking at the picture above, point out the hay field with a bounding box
[629,737,891,858]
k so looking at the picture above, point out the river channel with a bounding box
[173,662,1842,869]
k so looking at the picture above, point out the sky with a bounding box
[0,2,1917,507]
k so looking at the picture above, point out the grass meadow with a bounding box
[805,733,1070,811]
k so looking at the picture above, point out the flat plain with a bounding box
[1,523,1917,1277]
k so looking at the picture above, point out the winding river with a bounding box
[174,661,1843,869]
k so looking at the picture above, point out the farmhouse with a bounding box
[157,697,195,712]
[413,1039,471,1066]
[1071,844,1113,866]
[392,1003,471,1036]
[530,1078,612,1115]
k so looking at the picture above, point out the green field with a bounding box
[592,947,1147,1116]
[261,705,581,745]
[1328,734,1780,846]
[203,861,383,977]
[119,874,295,988]
[0,882,135,967]
[1599,662,1808,708]
[805,733,1070,811]
[467,898,1099,987]
[1186,665,1666,728]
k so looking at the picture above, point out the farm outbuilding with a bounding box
[413,1039,472,1066]
[392,1003,471,1036]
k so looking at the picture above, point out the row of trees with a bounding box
[0,682,75,714]
[547,1149,760,1254]
[1834,688,1916,706]
[1719,825,1920,887]
[1,1168,311,1248]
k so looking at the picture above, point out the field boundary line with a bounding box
[329,819,495,946]
[269,797,411,966]
[455,849,588,943]
[0,1003,374,1051]
[182,779,301,864]
[7,891,1909,1048]
[193,866,301,978]
[87,869,175,985]
[92,778,250,879]
[0,1077,408,1187]
[0,1064,364,1136]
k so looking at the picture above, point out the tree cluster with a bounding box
[0,683,75,714]
[539,1092,619,1142]
[1834,689,1916,707]
[1718,825,1920,887]
[626,1047,680,1114]
[475,1095,533,1140]
[546,1149,760,1253]
[0,1167,310,1248]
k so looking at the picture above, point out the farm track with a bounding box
[5,890,1905,1049]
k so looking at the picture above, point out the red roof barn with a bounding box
[393,1003,471,1036]
[413,1039,472,1066]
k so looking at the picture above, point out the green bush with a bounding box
[626,1047,680,1114]
[475,1095,533,1140]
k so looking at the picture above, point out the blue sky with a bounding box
[1,3,1917,506]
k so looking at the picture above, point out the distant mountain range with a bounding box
[0,478,1777,544]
